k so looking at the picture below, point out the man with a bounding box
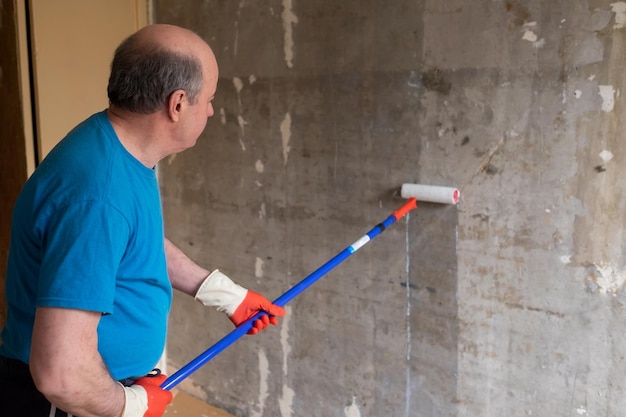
[0,24,285,417]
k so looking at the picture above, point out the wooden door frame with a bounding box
[0,0,29,329]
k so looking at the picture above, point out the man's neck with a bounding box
[106,107,164,168]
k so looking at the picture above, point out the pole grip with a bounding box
[392,198,417,220]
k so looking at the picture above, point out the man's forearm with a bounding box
[42,373,125,417]
[164,238,211,295]
[30,307,126,417]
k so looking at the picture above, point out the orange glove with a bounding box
[122,374,173,417]
[194,270,285,334]
[229,290,286,334]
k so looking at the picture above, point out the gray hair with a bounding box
[107,35,203,114]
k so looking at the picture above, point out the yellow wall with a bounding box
[28,0,149,165]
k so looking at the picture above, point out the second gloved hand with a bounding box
[229,289,286,334]
[194,269,285,334]
[122,373,172,417]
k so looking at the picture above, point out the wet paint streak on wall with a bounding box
[279,306,295,417]
[344,396,362,417]
[250,349,270,417]
[282,0,298,68]
[611,2,626,28]
[232,76,246,151]
[281,113,292,166]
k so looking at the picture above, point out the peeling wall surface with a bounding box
[155,1,626,416]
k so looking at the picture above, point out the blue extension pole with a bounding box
[161,198,418,391]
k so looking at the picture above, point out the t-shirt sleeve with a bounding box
[37,200,130,314]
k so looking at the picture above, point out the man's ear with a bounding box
[167,89,187,121]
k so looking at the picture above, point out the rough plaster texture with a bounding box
[156,1,626,416]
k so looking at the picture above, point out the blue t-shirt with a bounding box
[0,111,172,380]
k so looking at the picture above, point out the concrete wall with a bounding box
[155,1,626,416]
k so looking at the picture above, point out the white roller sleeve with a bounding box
[194,269,248,316]
[400,183,460,204]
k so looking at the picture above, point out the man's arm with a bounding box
[164,237,286,334]
[30,307,125,417]
[164,238,210,295]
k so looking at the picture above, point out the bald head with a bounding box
[107,24,217,114]
[132,24,210,55]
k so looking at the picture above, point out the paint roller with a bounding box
[161,183,460,390]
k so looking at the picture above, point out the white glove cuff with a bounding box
[121,382,147,417]
[194,269,248,316]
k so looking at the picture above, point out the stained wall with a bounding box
[156,1,626,416]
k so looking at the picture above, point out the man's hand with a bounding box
[229,290,286,334]
[122,374,173,417]
[194,269,285,334]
